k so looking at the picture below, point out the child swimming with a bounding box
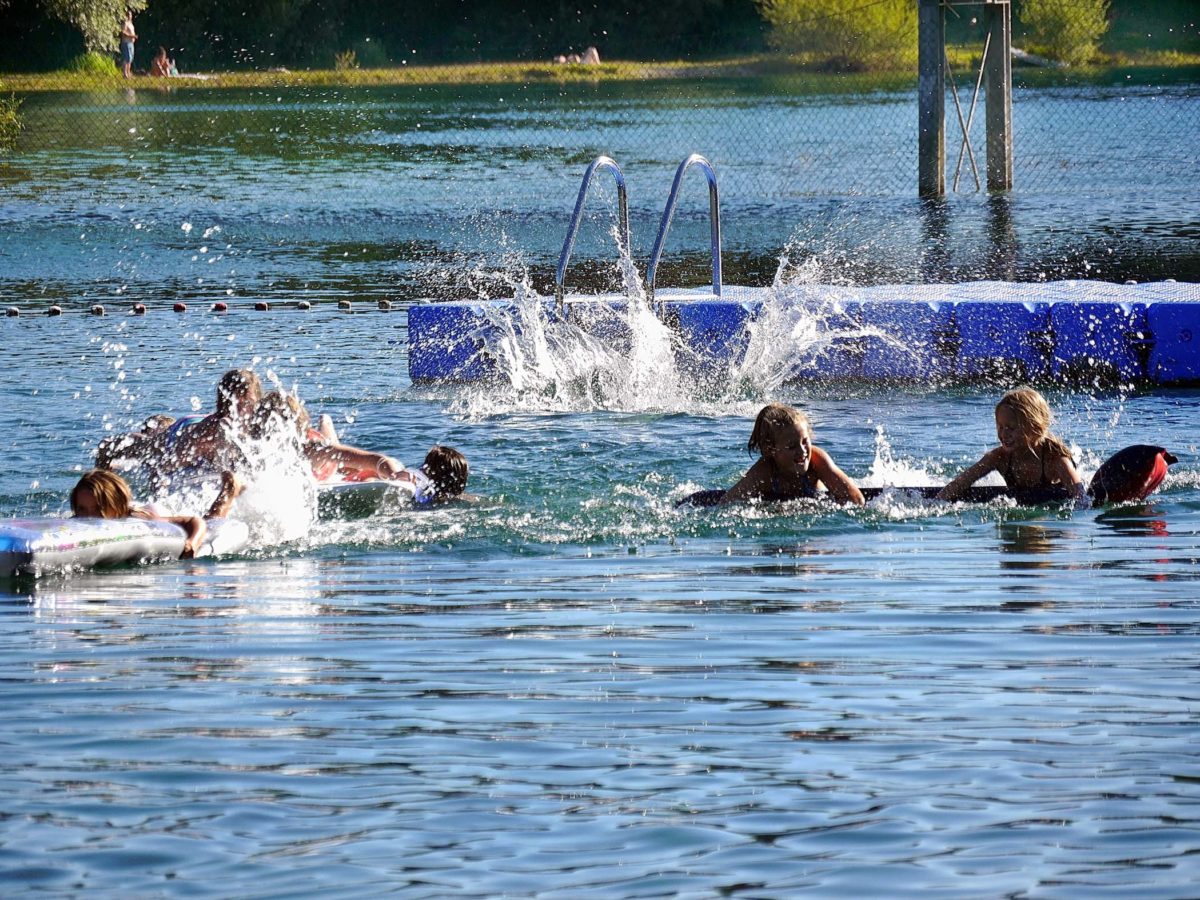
[71,468,243,559]
[937,387,1085,502]
[408,445,478,505]
[721,403,864,506]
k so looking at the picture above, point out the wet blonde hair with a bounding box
[747,403,811,455]
[71,469,134,518]
[216,369,263,417]
[251,391,310,439]
[997,387,1072,460]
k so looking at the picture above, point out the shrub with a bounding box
[334,49,359,71]
[0,95,23,154]
[67,51,120,76]
[352,38,389,69]
[1019,0,1111,66]
[757,0,917,70]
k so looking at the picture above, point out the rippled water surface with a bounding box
[1,83,1199,896]
[0,309,1198,896]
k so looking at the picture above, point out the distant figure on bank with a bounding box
[937,387,1085,503]
[71,468,242,559]
[721,403,864,506]
[150,46,173,77]
[119,13,137,78]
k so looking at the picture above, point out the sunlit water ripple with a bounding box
[0,304,1197,896]
[1,82,1199,896]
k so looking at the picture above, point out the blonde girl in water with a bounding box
[70,468,242,559]
[721,403,864,506]
[937,387,1085,502]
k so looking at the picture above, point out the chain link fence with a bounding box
[0,1,1197,308]
[3,2,1197,198]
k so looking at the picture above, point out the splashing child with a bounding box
[721,403,864,506]
[937,387,1085,503]
[71,468,242,559]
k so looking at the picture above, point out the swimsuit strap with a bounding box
[1002,445,1055,489]
[162,413,206,449]
[768,465,816,501]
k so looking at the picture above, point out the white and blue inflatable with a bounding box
[0,516,249,578]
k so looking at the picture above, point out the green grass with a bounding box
[2,49,1197,94]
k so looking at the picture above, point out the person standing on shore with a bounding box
[119,12,137,78]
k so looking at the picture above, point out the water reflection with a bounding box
[986,194,1017,281]
[1095,504,1170,538]
[994,522,1066,605]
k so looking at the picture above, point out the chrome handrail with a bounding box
[555,155,631,315]
[645,153,722,314]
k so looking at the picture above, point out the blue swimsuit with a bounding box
[766,468,818,501]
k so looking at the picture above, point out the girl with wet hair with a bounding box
[938,387,1084,502]
[721,403,863,506]
[69,468,242,558]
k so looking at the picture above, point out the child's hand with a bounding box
[376,457,405,480]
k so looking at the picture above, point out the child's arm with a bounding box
[206,471,244,519]
[809,447,865,505]
[306,441,404,480]
[719,458,769,504]
[937,448,1002,500]
[134,507,206,557]
[1047,454,1090,507]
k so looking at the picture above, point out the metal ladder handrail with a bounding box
[555,155,631,315]
[645,153,722,314]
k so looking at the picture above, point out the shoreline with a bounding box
[3,53,1199,94]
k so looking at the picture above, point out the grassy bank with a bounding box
[3,50,1199,94]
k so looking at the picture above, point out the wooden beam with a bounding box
[984,1,1014,191]
[918,0,946,197]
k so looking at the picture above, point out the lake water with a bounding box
[1,82,1198,895]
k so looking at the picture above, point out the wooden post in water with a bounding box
[918,0,946,198]
[983,0,1014,191]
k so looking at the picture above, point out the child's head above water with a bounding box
[422,445,469,498]
[216,369,263,422]
[995,387,1054,446]
[995,387,1071,458]
[251,391,309,440]
[748,403,811,455]
[71,469,134,518]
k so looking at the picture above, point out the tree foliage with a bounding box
[756,0,917,70]
[41,0,148,53]
[1018,0,1111,66]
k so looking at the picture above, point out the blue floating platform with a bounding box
[406,281,1200,387]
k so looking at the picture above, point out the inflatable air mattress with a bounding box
[0,516,249,578]
[317,478,417,519]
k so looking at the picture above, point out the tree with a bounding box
[42,0,148,53]
[757,0,917,70]
[1019,0,1110,66]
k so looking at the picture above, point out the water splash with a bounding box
[444,240,895,417]
[450,235,694,416]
